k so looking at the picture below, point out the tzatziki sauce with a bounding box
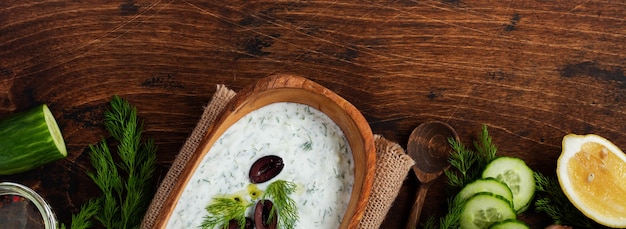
[166,102,355,228]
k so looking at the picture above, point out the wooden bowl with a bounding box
[154,74,376,228]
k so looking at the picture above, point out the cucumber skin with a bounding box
[0,104,67,175]
[487,219,529,229]
[456,178,514,206]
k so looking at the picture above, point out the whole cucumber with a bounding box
[0,104,67,175]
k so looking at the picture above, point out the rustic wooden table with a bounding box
[1,0,624,228]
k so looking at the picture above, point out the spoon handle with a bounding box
[405,183,431,229]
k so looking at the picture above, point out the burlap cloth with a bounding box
[141,85,415,229]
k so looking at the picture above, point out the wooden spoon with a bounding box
[405,121,458,229]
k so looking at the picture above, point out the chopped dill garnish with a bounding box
[304,106,313,115]
[321,123,328,136]
[300,140,313,151]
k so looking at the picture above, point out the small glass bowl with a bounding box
[0,182,57,229]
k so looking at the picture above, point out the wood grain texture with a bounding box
[0,0,624,228]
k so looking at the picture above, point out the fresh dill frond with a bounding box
[421,216,437,229]
[446,124,499,188]
[474,124,497,164]
[428,125,499,229]
[201,195,251,229]
[87,141,123,229]
[533,172,604,228]
[60,198,101,229]
[438,196,464,229]
[420,196,464,229]
[69,95,158,229]
[200,180,298,229]
[263,180,299,229]
[445,138,477,188]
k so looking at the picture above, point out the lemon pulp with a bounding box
[558,134,626,227]
[565,139,626,221]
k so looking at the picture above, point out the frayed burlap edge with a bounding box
[357,135,414,229]
[141,85,414,229]
[141,85,236,229]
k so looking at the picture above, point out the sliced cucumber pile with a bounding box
[457,156,535,229]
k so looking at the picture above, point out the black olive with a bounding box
[249,155,284,184]
[254,200,277,229]
[227,217,253,229]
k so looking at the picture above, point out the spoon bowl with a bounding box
[405,121,458,229]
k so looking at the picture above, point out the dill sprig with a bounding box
[443,196,466,228]
[423,124,499,229]
[534,172,606,228]
[422,174,468,229]
[200,195,251,229]
[63,95,158,229]
[263,180,299,229]
[445,139,476,188]
[474,124,498,165]
[60,199,101,229]
[444,124,496,189]
[200,180,298,229]
[87,140,123,228]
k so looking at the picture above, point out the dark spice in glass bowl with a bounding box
[0,182,56,229]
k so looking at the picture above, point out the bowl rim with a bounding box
[154,74,376,228]
[0,182,57,229]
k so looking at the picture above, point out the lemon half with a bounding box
[557,134,626,228]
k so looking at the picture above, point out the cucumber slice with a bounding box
[460,192,516,229]
[488,219,529,229]
[456,178,513,207]
[482,157,535,213]
[0,104,67,175]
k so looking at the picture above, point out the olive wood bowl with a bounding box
[154,74,376,228]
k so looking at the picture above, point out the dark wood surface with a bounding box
[1,0,624,228]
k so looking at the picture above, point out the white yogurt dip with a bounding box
[166,102,355,228]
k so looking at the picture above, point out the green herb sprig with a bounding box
[200,195,251,229]
[60,199,101,229]
[423,124,498,229]
[62,95,158,229]
[445,139,476,188]
[444,124,497,189]
[200,180,298,229]
[263,180,299,229]
[474,125,498,165]
[534,172,607,228]
[422,196,465,229]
